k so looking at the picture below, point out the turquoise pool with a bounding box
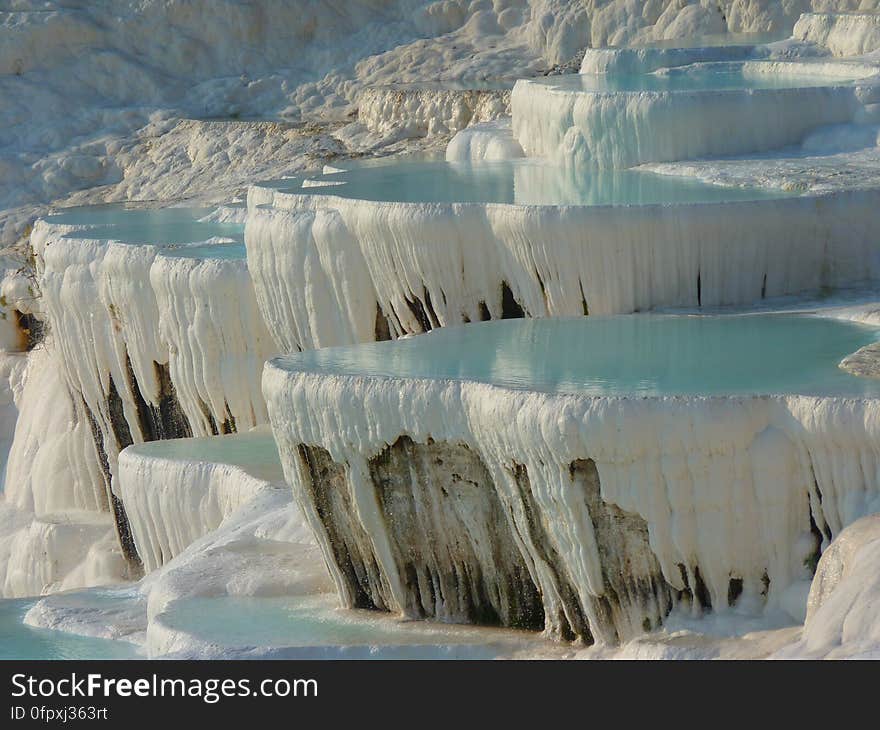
[159,241,246,260]
[276,313,880,398]
[161,594,542,659]
[269,157,790,206]
[46,205,244,245]
[0,598,138,660]
[124,429,282,483]
[533,62,863,93]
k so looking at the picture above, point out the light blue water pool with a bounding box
[46,205,216,226]
[47,205,244,245]
[0,598,139,660]
[162,595,540,659]
[276,314,880,398]
[270,157,790,206]
[159,242,246,260]
[534,62,862,93]
[125,429,282,483]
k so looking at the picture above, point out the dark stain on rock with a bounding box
[128,358,192,442]
[404,293,432,333]
[297,444,392,611]
[368,437,543,629]
[572,458,673,640]
[500,281,525,319]
[13,310,44,350]
[374,302,392,342]
[80,396,142,575]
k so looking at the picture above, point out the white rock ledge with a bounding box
[840,341,880,379]
[246,186,880,351]
[117,427,285,573]
[263,360,880,644]
[512,61,878,169]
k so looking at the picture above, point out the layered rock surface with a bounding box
[263,314,880,644]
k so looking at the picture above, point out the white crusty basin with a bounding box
[579,30,784,76]
[246,157,880,353]
[263,311,880,644]
[29,205,272,573]
[513,60,880,169]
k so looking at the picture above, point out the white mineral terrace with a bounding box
[35,207,270,450]
[578,31,780,75]
[264,312,880,643]
[513,60,880,169]
[246,157,880,353]
[7,5,880,660]
[117,427,286,573]
[2,206,274,589]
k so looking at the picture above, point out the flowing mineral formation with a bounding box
[246,184,880,350]
[6,2,880,660]
[262,313,880,644]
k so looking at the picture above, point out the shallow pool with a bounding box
[533,61,863,93]
[125,428,282,483]
[159,241,246,260]
[47,205,244,245]
[161,594,542,659]
[277,313,880,398]
[0,598,138,660]
[627,31,787,50]
[269,157,790,206]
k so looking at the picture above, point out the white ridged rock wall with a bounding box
[245,206,387,351]
[150,254,274,435]
[264,365,880,643]
[512,63,872,169]
[116,428,285,573]
[246,188,880,350]
[358,86,511,138]
[0,344,128,597]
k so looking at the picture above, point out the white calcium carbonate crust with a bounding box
[512,62,875,169]
[793,12,880,57]
[117,427,286,573]
[264,361,880,640]
[246,186,880,352]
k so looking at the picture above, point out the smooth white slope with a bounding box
[776,514,880,658]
